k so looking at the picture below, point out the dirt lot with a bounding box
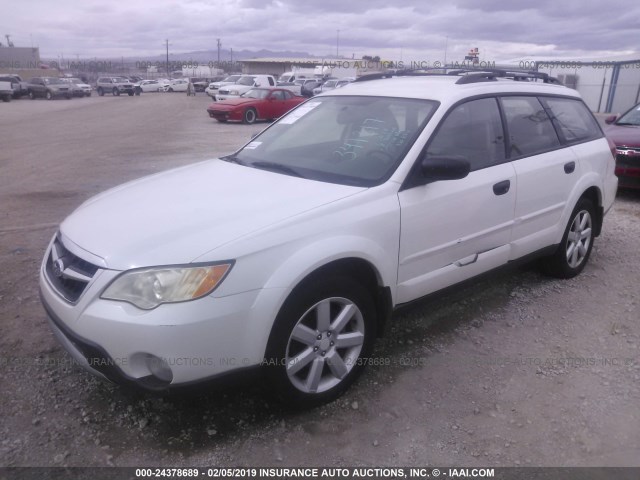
[1,93,639,469]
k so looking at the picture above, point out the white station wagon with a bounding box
[40,70,618,407]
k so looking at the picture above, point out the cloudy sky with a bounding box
[1,0,638,63]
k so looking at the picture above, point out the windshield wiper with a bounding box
[250,161,306,179]
[614,122,639,126]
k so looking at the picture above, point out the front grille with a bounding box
[45,236,99,303]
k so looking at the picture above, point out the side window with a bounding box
[268,77,275,86]
[540,97,602,143]
[426,98,505,171]
[501,96,560,157]
[282,90,293,100]
[271,90,285,100]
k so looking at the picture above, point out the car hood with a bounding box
[61,159,364,270]
[209,98,259,109]
[605,124,640,147]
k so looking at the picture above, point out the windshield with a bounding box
[237,76,256,86]
[242,89,270,99]
[227,96,438,187]
[43,78,63,85]
[113,77,129,82]
[222,75,241,83]
[617,105,640,126]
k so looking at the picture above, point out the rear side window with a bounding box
[541,97,602,143]
[501,96,560,157]
[426,97,505,171]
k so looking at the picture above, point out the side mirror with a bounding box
[421,157,470,183]
[254,83,261,87]
[604,115,617,124]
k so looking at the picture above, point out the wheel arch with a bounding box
[286,257,393,337]
[579,186,603,237]
[560,175,604,243]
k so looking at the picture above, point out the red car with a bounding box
[206,88,306,124]
[605,103,640,189]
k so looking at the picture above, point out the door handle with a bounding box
[564,161,576,174]
[493,180,510,196]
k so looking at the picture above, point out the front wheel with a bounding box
[264,276,376,408]
[97,87,104,96]
[113,87,120,96]
[28,91,35,99]
[45,91,53,100]
[541,198,596,278]
[243,108,257,124]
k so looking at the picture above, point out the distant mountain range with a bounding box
[120,49,322,63]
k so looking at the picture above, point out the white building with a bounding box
[536,58,640,113]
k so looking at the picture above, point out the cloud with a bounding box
[0,0,637,61]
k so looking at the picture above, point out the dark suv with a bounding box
[27,77,72,100]
[96,77,137,96]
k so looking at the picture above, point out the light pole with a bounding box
[336,29,340,58]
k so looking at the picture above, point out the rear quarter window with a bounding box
[540,97,602,144]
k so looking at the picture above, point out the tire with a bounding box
[216,118,228,123]
[541,198,596,279]
[2,95,11,103]
[45,91,53,100]
[97,88,104,96]
[28,91,35,100]
[128,91,134,96]
[168,88,174,93]
[264,276,376,408]
[113,88,120,96]
[243,108,257,124]
[65,94,72,99]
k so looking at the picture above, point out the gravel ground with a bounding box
[1,93,639,468]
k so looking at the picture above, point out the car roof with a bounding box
[328,75,577,104]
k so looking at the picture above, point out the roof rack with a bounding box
[354,68,562,85]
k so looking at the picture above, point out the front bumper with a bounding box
[615,166,640,189]
[39,239,286,391]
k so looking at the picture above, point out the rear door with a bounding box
[500,96,583,257]
[397,97,516,303]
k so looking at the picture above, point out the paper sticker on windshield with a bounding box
[244,141,262,150]
[279,101,321,124]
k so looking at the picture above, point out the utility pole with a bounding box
[336,30,340,58]
[217,38,221,67]
[444,36,449,67]
[164,39,171,78]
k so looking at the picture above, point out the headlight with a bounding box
[101,262,233,310]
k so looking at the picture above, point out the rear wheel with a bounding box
[265,276,376,408]
[541,198,596,278]
[45,91,53,100]
[97,87,104,96]
[2,95,11,103]
[113,87,120,96]
[243,108,257,124]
